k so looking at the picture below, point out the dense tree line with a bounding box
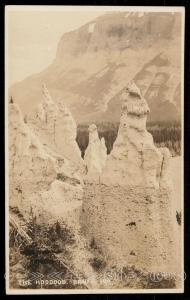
[76,121,181,157]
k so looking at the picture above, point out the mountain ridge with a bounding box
[9,11,182,124]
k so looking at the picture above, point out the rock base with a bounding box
[81,183,178,275]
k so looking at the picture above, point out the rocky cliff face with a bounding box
[81,82,178,277]
[9,12,182,124]
[56,12,178,57]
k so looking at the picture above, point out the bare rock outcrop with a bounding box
[81,82,179,280]
[84,124,107,180]
[101,81,164,188]
[9,102,83,225]
[9,102,57,212]
[29,84,85,175]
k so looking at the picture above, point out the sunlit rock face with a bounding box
[84,124,107,181]
[8,102,57,211]
[100,81,163,189]
[29,84,85,174]
[81,82,178,280]
[9,101,84,225]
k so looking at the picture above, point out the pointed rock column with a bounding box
[29,84,85,174]
[56,102,85,172]
[81,82,179,282]
[101,81,163,188]
[84,124,107,181]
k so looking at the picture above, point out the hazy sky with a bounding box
[6,8,105,86]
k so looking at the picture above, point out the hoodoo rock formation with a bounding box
[29,84,85,175]
[84,124,107,180]
[100,81,165,188]
[81,82,178,280]
[9,102,57,214]
[9,101,83,225]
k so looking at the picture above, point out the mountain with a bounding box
[9,11,182,124]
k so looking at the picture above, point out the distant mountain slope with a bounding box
[9,11,182,124]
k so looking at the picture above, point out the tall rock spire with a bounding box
[81,82,178,283]
[84,124,107,180]
[100,81,163,189]
[29,84,85,174]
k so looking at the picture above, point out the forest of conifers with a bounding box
[76,121,181,158]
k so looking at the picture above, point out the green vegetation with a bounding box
[76,121,181,157]
[9,208,85,289]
